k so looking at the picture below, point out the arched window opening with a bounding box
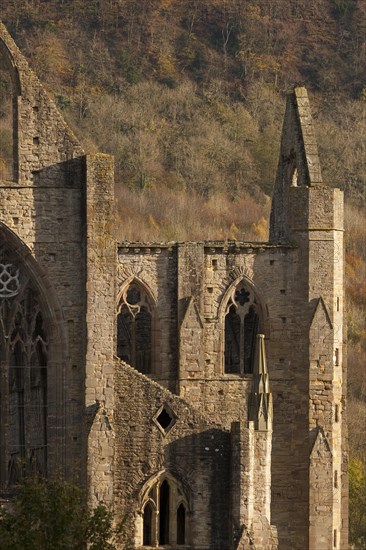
[139,473,189,547]
[224,282,260,375]
[0,49,16,181]
[0,253,48,490]
[177,503,186,544]
[159,479,170,544]
[244,305,259,374]
[117,282,153,374]
[143,503,153,546]
[225,305,241,374]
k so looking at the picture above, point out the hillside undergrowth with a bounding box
[0,1,365,544]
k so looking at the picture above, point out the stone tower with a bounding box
[0,22,347,550]
[270,87,347,549]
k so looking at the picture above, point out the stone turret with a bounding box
[249,333,273,431]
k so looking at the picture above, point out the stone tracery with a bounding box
[224,281,260,374]
[117,280,154,374]
[0,252,48,489]
[139,472,189,548]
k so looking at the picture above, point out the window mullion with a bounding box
[0,355,8,489]
[24,338,31,468]
[154,483,160,547]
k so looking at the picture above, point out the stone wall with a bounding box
[0,22,87,482]
[114,360,231,550]
[0,23,347,550]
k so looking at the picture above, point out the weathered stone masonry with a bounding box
[0,21,347,550]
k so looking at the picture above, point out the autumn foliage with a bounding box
[0,1,365,544]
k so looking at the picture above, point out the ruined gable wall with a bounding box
[116,238,314,548]
[0,22,86,480]
[114,360,231,550]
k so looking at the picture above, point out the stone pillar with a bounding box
[84,153,116,506]
[177,242,205,393]
[230,421,255,549]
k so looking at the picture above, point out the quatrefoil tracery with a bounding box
[0,262,20,298]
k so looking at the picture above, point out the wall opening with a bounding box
[138,472,189,547]
[117,281,154,374]
[143,503,153,545]
[0,45,16,181]
[1,268,48,489]
[224,281,260,375]
[177,503,186,544]
[159,480,170,544]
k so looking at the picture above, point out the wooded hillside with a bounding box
[0,1,365,545]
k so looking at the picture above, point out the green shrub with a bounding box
[0,477,123,550]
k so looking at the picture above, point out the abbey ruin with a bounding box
[0,21,347,549]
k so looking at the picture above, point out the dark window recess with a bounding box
[154,404,177,434]
[244,306,259,374]
[159,480,170,545]
[235,287,250,306]
[177,503,186,544]
[225,305,241,374]
[224,286,259,375]
[140,475,189,547]
[143,503,153,545]
[157,408,173,430]
[117,283,152,374]
[1,285,48,490]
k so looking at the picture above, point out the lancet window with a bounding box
[139,473,189,547]
[0,46,16,181]
[0,249,48,490]
[117,281,153,374]
[224,281,260,374]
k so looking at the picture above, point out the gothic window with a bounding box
[159,480,170,544]
[224,282,260,375]
[139,474,189,547]
[117,282,153,374]
[0,46,16,181]
[0,251,48,490]
[143,503,153,545]
[177,503,186,545]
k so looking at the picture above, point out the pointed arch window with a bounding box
[0,251,48,490]
[224,282,260,375]
[177,503,186,545]
[0,44,17,182]
[117,281,154,374]
[143,503,153,546]
[138,473,189,547]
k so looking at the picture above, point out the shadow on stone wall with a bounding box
[164,428,231,550]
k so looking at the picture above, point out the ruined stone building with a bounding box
[0,22,347,550]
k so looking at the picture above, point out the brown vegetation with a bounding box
[0,1,365,542]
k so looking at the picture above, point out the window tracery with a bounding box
[224,281,260,374]
[138,473,189,548]
[117,282,153,374]
[0,251,48,490]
